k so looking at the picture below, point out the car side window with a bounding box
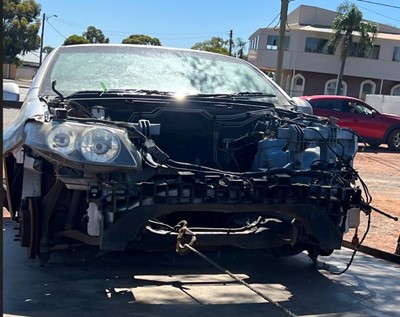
[348,102,373,115]
[312,100,333,110]
[332,100,344,111]
[344,101,354,113]
[348,102,359,114]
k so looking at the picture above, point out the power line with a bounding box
[47,17,230,44]
[266,0,297,30]
[356,0,400,10]
[55,17,87,29]
[266,12,280,29]
[53,16,229,38]
[46,20,67,39]
[358,4,400,24]
[158,34,229,40]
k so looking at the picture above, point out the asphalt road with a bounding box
[3,217,400,317]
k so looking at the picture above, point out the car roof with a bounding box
[300,95,364,102]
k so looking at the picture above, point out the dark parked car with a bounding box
[3,44,363,263]
[300,95,400,150]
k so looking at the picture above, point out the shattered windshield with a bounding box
[40,45,290,107]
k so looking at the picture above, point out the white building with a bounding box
[247,5,400,98]
[15,51,48,80]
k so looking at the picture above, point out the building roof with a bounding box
[17,50,48,66]
[250,5,400,38]
[289,5,400,35]
[287,24,400,40]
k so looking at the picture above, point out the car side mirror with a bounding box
[3,82,20,101]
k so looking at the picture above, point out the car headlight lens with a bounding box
[47,124,76,154]
[80,128,120,162]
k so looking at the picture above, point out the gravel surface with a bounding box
[346,146,400,254]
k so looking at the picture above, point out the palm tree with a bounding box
[329,2,378,95]
[235,37,247,59]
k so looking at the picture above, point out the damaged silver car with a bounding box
[3,44,362,263]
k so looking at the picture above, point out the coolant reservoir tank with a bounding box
[91,106,105,119]
[347,207,361,229]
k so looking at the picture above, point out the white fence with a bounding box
[366,94,400,116]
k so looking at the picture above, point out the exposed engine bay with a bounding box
[4,92,363,262]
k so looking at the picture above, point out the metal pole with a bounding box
[290,68,295,96]
[39,13,45,67]
[275,0,289,86]
[229,30,233,56]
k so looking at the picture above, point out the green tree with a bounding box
[191,37,229,55]
[83,26,110,43]
[234,37,247,59]
[3,0,42,64]
[43,45,54,53]
[329,1,378,95]
[63,34,90,46]
[121,34,161,46]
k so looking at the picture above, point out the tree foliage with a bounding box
[121,34,161,46]
[191,37,229,55]
[3,0,42,64]
[83,26,109,43]
[329,1,378,94]
[234,37,247,59]
[63,34,90,46]
[43,45,54,53]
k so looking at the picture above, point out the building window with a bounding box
[391,84,400,96]
[266,35,289,50]
[393,47,400,62]
[349,43,380,59]
[305,37,335,54]
[359,80,376,100]
[291,74,305,97]
[325,79,347,95]
[250,36,259,50]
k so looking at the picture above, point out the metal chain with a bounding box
[182,243,299,317]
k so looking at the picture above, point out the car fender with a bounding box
[3,88,48,155]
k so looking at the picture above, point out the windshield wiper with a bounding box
[105,89,175,96]
[194,92,276,99]
[64,89,176,99]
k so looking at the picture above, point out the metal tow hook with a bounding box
[175,220,197,255]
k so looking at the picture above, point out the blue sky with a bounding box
[37,0,400,49]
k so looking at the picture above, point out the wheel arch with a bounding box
[384,125,400,143]
[4,154,24,219]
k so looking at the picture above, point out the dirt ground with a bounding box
[344,146,400,254]
[3,146,399,254]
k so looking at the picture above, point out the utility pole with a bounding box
[39,14,57,67]
[275,0,289,86]
[39,13,45,67]
[229,30,233,56]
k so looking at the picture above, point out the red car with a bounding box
[300,95,400,150]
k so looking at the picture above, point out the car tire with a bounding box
[387,129,400,150]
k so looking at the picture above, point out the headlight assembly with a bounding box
[80,128,120,162]
[25,121,141,171]
[47,124,77,154]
